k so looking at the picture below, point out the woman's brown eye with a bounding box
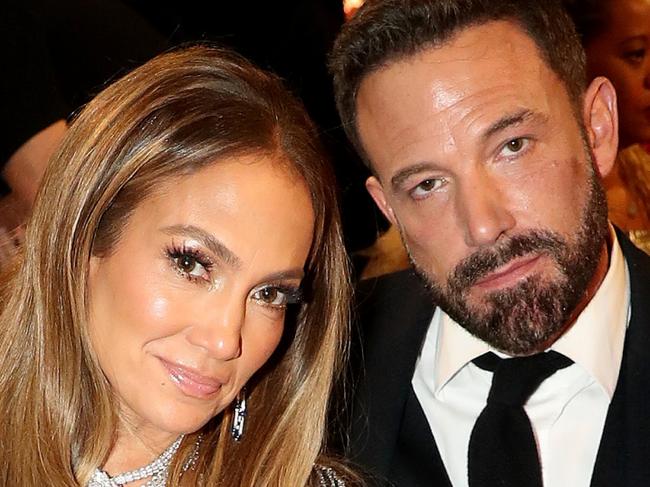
[260,288,278,303]
[178,255,197,273]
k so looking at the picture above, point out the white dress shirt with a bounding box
[412,229,631,487]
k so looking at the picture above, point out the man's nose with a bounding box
[186,296,244,361]
[456,171,516,248]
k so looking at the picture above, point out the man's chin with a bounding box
[465,315,569,356]
[439,277,574,355]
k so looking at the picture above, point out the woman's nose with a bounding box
[186,296,244,361]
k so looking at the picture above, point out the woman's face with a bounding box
[87,154,315,444]
[585,0,650,147]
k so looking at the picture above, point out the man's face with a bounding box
[357,21,611,355]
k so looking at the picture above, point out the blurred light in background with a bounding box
[343,0,365,19]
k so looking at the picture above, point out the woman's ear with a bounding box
[583,76,619,178]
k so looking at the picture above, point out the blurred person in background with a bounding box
[0,0,168,266]
[566,0,650,252]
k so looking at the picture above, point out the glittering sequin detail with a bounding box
[88,434,201,487]
[315,465,347,487]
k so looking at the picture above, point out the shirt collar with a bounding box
[433,226,630,398]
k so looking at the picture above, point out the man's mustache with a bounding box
[450,230,565,290]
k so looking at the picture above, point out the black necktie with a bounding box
[468,351,573,487]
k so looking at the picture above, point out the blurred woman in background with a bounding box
[0,46,354,486]
[566,0,650,251]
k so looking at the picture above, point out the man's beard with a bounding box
[409,167,609,356]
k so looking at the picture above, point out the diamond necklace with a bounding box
[88,435,184,487]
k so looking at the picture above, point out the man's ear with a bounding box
[583,76,619,178]
[366,175,398,226]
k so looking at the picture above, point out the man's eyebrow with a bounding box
[161,224,242,269]
[391,162,437,191]
[482,109,547,141]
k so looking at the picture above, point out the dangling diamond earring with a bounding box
[231,387,247,441]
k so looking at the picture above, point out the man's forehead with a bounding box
[355,20,565,172]
[358,20,548,107]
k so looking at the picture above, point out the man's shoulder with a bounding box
[618,232,650,332]
[619,231,650,276]
[356,268,428,309]
[353,269,435,346]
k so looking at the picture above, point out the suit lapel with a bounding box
[591,234,650,486]
[389,386,453,486]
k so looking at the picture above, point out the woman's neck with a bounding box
[102,422,179,478]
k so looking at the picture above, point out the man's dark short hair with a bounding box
[329,0,587,167]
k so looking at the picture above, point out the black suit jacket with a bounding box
[349,234,650,486]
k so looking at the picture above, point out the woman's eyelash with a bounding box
[253,284,304,309]
[275,286,303,305]
[165,244,214,282]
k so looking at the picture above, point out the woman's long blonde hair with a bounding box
[0,46,352,486]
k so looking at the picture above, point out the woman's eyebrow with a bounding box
[260,269,305,282]
[161,224,242,269]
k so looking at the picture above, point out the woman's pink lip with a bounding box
[473,254,542,289]
[158,358,224,399]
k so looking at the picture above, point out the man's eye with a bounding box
[501,137,529,156]
[411,178,445,199]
